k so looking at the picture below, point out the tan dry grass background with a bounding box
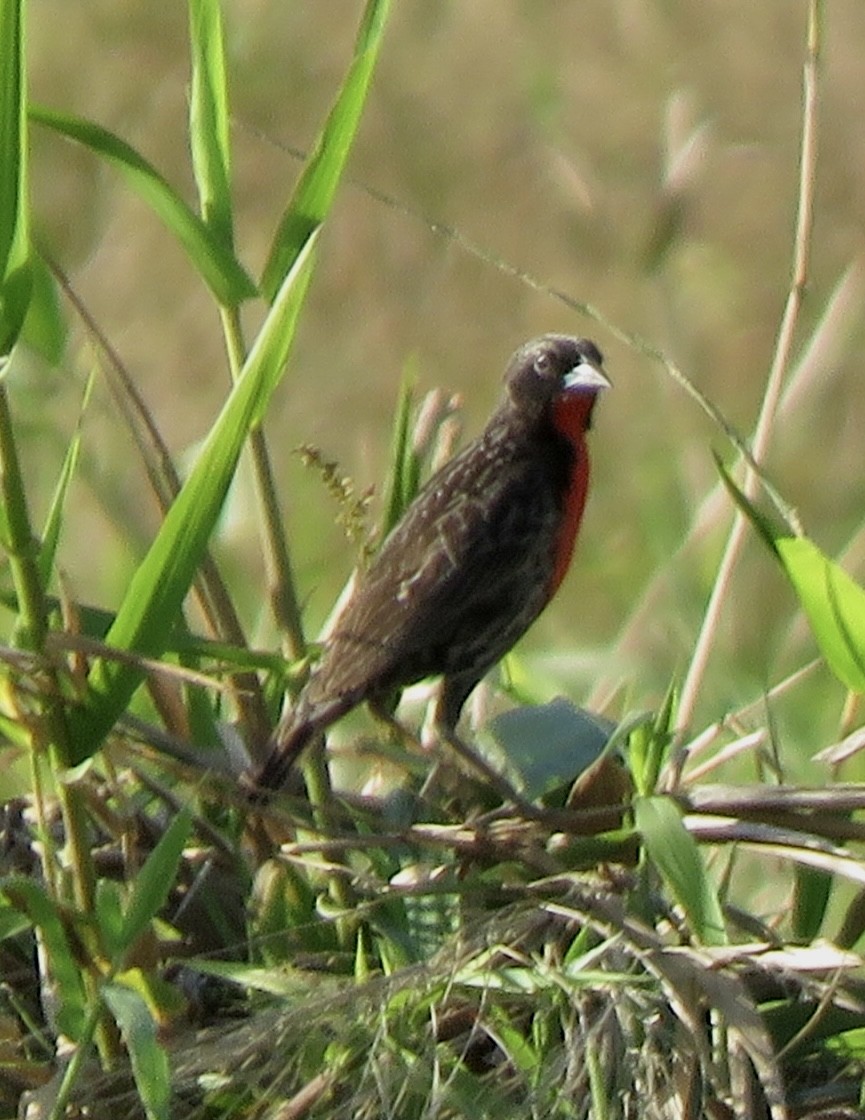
[20,0,865,755]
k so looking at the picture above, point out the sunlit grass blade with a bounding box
[29,105,255,306]
[776,536,865,692]
[188,0,233,247]
[66,231,319,758]
[635,794,726,945]
[261,0,390,298]
[717,457,865,690]
[0,0,32,356]
[628,682,676,796]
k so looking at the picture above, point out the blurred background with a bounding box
[19,0,865,767]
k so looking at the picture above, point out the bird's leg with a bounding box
[431,721,543,818]
[368,691,538,817]
[424,676,543,819]
[364,698,434,779]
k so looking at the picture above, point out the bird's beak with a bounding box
[563,359,611,392]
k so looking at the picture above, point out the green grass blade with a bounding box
[379,370,416,541]
[103,982,170,1120]
[0,0,32,356]
[22,251,66,362]
[188,0,233,247]
[2,877,87,1039]
[635,794,726,946]
[66,230,319,758]
[116,806,192,957]
[714,451,783,555]
[29,105,255,306]
[777,536,865,692]
[261,0,390,298]
[38,370,93,583]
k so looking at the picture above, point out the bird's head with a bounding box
[503,334,610,434]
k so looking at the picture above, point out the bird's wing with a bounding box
[305,432,567,706]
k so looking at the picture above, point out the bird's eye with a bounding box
[533,351,552,375]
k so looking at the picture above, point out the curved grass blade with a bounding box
[0,0,32,357]
[716,457,865,690]
[67,231,318,758]
[261,0,390,298]
[103,981,169,1120]
[38,370,93,583]
[116,806,192,957]
[777,536,865,692]
[2,876,87,1039]
[188,0,233,247]
[635,794,726,946]
[29,105,255,306]
[22,252,66,362]
[714,451,785,555]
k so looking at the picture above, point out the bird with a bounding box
[251,333,610,792]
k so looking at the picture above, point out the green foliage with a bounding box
[260,0,391,300]
[634,794,727,946]
[30,106,255,306]
[0,0,31,357]
[719,459,865,694]
[777,536,865,692]
[2,2,865,1118]
[67,233,318,758]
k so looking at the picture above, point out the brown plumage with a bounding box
[252,334,609,791]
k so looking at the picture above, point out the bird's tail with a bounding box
[249,715,318,794]
[245,692,354,797]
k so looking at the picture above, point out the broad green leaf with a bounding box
[188,0,233,247]
[777,536,865,692]
[103,982,170,1120]
[0,0,33,356]
[116,806,192,958]
[67,231,318,758]
[634,794,726,945]
[29,105,255,306]
[261,0,390,298]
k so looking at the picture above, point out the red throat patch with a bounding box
[548,393,595,594]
